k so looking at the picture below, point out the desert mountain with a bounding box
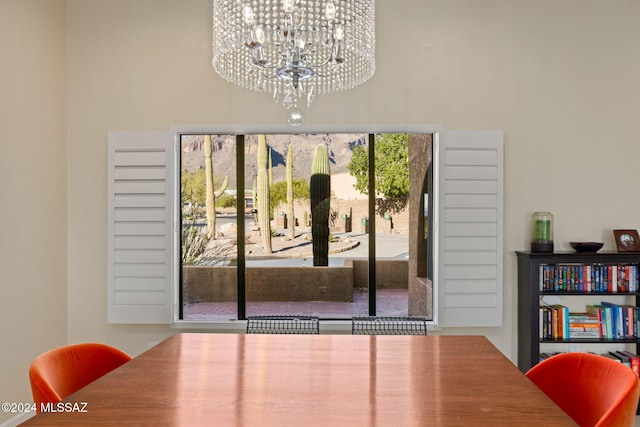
[181,133,367,189]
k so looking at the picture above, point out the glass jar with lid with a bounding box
[530,211,553,253]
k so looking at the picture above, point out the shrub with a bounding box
[216,195,236,208]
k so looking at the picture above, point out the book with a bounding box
[617,265,628,293]
[568,312,600,338]
[617,351,640,378]
[601,302,623,339]
[586,305,606,338]
[551,304,569,339]
[569,331,600,338]
[593,265,601,292]
[603,306,614,338]
[621,305,635,338]
[543,306,552,339]
[600,353,622,363]
[569,312,599,323]
[609,351,631,367]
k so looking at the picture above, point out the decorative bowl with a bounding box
[570,242,604,253]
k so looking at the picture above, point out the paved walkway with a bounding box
[243,229,408,260]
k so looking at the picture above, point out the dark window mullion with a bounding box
[368,133,376,315]
[236,135,246,320]
[178,137,184,321]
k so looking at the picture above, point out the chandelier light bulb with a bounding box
[212,0,376,125]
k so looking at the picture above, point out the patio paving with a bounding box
[183,289,409,320]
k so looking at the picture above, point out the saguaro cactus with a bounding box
[256,134,272,253]
[286,144,295,239]
[204,135,229,239]
[252,178,258,222]
[268,147,273,186]
[310,144,330,266]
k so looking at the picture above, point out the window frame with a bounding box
[170,125,441,330]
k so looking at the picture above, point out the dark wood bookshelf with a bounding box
[516,251,640,373]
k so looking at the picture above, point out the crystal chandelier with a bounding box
[212,0,376,126]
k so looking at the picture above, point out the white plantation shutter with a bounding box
[107,132,175,324]
[438,130,504,327]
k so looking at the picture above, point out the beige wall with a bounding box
[0,0,68,422]
[3,0,640,418]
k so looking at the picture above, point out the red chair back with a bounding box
[29,342,131,412]
[526,352,640,427]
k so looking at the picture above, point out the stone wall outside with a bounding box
[183,259,408,303]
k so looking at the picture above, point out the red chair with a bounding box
[29,343,131,412]
[526,352,640,427]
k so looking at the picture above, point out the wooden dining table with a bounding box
[21,333,576,426]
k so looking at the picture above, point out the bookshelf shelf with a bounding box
[541,338,640,344]
[516,251,640,373]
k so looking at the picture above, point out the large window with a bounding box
[179,133,433,321]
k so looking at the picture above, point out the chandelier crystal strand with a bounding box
[212,0,375,126]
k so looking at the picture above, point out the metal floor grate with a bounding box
[246,315,320,334]
[351,316,428,335]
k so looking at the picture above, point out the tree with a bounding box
[182,169,229,210]
[181,168,206,206]
[347,133,409,215]
[269,179,310,218]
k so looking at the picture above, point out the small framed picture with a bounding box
[613,229,640,252]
